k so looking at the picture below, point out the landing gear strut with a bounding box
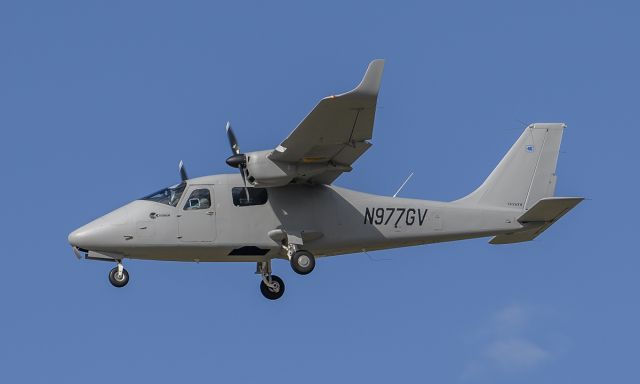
[108,261,129,288]
[256,260,284,300]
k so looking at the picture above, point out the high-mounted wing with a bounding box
[269,59,384,184]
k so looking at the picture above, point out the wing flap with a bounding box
[308,141,372,184]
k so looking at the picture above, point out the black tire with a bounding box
[108,267,129,288]
[290,250,315,275]
[260,275,285,300]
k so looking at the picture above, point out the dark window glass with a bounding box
[232,187,268,207]
[141,182,186,207]
[183,188,211,210]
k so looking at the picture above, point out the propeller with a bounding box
[225,122,251,201]
[178,160,189,182]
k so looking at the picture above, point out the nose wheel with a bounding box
[108,262,129,288]
[260,275,285,300]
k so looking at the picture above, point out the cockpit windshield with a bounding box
[141,182,186,206]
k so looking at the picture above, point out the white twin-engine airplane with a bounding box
[68,60,583,300]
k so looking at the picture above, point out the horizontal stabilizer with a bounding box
[518,197,584,223]
[490,197,583,244]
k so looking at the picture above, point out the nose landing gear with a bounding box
[108,261,129,288]
[260,275,285,300]
[256,260,284,300]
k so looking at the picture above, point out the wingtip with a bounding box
[352,59,385,96]
[369,59,385,72]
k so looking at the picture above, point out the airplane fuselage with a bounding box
[69,173,524,263]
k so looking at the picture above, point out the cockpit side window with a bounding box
[141,182,186,207]
[183,188,211,210]
[232,187,268,207]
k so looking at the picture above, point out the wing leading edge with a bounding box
[269,59,384,184]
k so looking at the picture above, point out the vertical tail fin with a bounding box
[457,123,565,210]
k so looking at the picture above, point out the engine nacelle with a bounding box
[245,150,295,187]
[244,150,351,187]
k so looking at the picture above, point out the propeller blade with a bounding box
[226,121,241,155]
[178,160,188,181]
[239,168,250,202]
[225,121,249,201]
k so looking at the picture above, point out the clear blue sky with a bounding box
[0,1,636,383]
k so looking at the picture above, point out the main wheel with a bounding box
[108,267,129,288]
[260,275,285,300]
[290,250,315,275]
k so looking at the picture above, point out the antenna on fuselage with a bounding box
[393,172,414,198]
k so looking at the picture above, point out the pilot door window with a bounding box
[183,189,211,210]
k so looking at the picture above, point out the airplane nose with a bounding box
[68,223,105,250]
[68,229,81,247]
[68,213,132,250]
[68,201,138,252]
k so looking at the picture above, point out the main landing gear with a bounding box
[108,261,129,288]
[286,245,316,275]
[257,260,284,300]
